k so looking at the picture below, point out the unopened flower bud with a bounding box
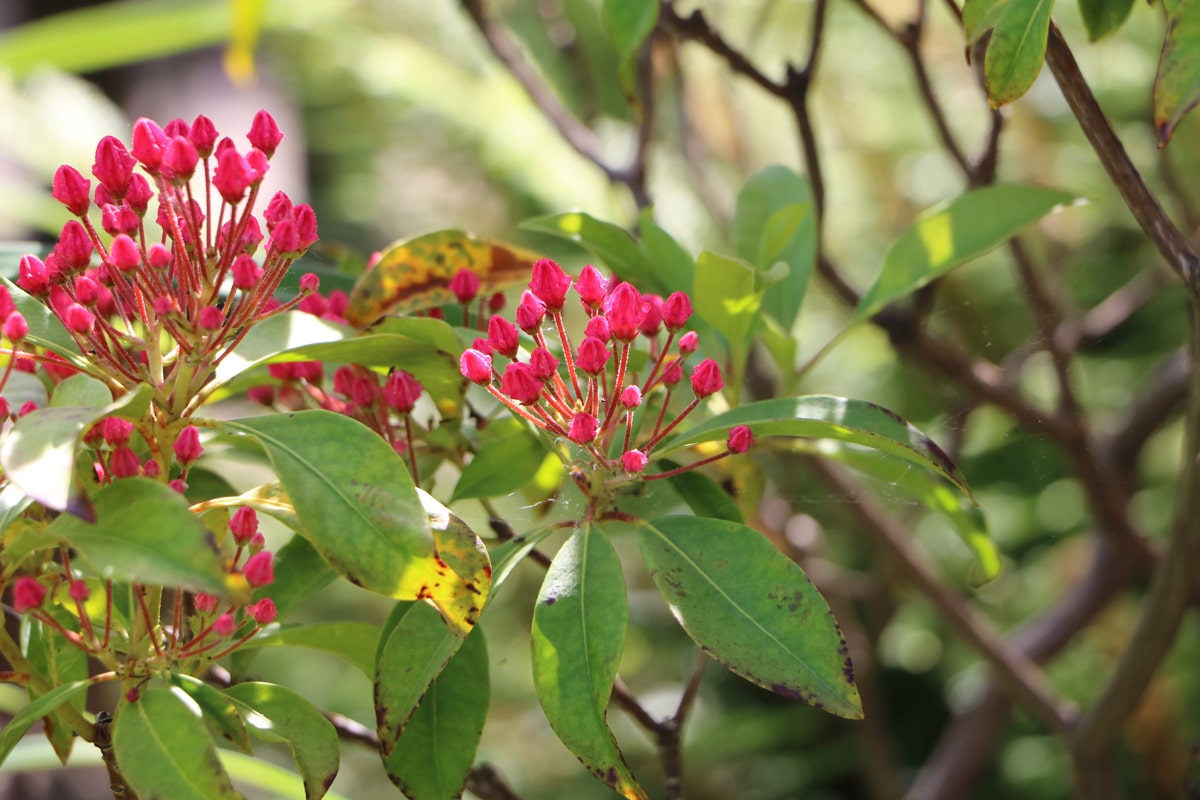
[173,425,203,464]
[248,110,284,157]
[230,507,259,545]
[109,234,141,272]
[663,292,693,331]
[213,148,254,203]
[662,360,683,386]
[3,312,28,342]
[449,268,481,304]
[568,412,598,444]
[12,576,46,613]
[162,136,199,182]
[639,294,663,336]
[194,592,219,613]
[383,370,423,413]
[147,243,172,270]
[460,348,493,384]
[110,446,141,478]
[126,174,153,216]
[487,315,519,358]
[584,315,610,342]
[102,417,133,446]
[575,264,608,310]
[93,135,135,193]
[678,331,699,355]
[576,337,611,375]
[232,255,263,289]
[247,598,277,625]
[243,551,274,587]
[605,282,644,341]
[690,359,724,398]
[130,119,167,173]
[189,114,218,157]
[499,362,543,405]
[197,305,224,330]
[529,347,558,380]
[18,255,49,295]
[64,303,95,334]
[515,291,546,334]
[529,259,572,310]
[52,165,92,216]
[621,449,649,474]
[68,581,90,602]
[727,425,755,454]
[213,613,236,637]
[620,385,642,408]
[299,273,320,294]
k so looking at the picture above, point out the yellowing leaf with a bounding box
[345,230,541,327]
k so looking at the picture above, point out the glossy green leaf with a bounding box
[0,482,33,538]
[636,517,862,718]
[532,525,646,800]
[1079,0,1134,40]
[213,311,350,388]
[693,250,763,355]
[385,627,489,800]
[49,374,113,409]
[26,617,87,763]
[663,459,744,524]
[637,209,694,295]
[376,601,466,755]
[169,674,253,755]
[243,621,380,677]
[603,0,658,100]
[218,411,489,636]
[225,682,340,800]
[0,277,82,359]
[657,395,971,498]
[451,428,548,502]
[113,685,240,800]
[0,383,152,518]
[854,185,1077,323]
[47,478,231,595]
[521,212,658,290]
[963,0,1054,106]
[1154,0,1200,145]
[0,372,48,417]
[0,678,95,766]
[731,166,817,329]
[262,535,337,619]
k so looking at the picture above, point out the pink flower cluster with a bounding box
[460,260,753,478]
[17,111,318,405]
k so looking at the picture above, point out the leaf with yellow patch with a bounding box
[345,230,542,327]
[216,411,490,636]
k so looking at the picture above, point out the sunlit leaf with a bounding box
[0,383,152,519]
[113,685,240,800]
[225,682,340,800]
[213,310,351,388]
[635,516,862,718]
[0,678,96,766]
[218,411,489,636]
[26,616,87,763]
[853,185,1077,323]
[242,622,380,678]
[1154,0,1200,145]
[963,0,1054,106]
[47,478,231,595]
[168,674,253,756]
[451,426,548,502]
[345,230,540,327]
[385,626,489,800]
[521,212,660,291]
[532,524,646,800]
[655,395,972,499]
[48,374,112,409]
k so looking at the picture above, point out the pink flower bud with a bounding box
[489,292,506,311]
[575,337,611,375]
[351,376,378,407]
[575,264,608,310]
[460,348,493,384]
[604,282,644,341]
[143,459,161,478]
[584,315,610,342]
[383,370,423,413]
[110,446,141,478]
[64,303,95,334]
[568,412,598,444]
[529,347,559,380]
[230,506,259,545]
[663,292,693,331]
[0,397,9,419]
[18,400,38,417]
[639,294,663,336]
[174,425,203,464]
[189,114,218,157]
[12,576,46,613]
[52,165,92,216]
[68,581,90,602]
[162,136,199,182]
[3,312,28,342]
[499,362,543,405]
[449,268,481,304]
[169,479,188,494]
[0,288,13,322]
[226,255,260,290]
[126,174,153,216]
[194,592,219,613]
[213,148,254,203]
[620,385,642,409]
[486,315,519,358]
[109,234,141,272]
[298,292,328,316]
[247,385,275,405]
[727,425,754,454]
[621,449,649,474]
[164,118,188,138]
[213,613,236,637]
[249,532,266,552]
[101,203,139,236]
[293,361,322,383]
[56,220,94,272]
[197,305,224,330]
[690,358,724,398]
[515,291,546,334]
[243,551,274,587]
[248,110,284,157]
[246,149,270,183]
[131,119,167,172]
[327,290,348,319]
[264,191,292,231]
[153,295,176,316]
[678,331,699,355]
[93,135,135,193]
[662,360,683,386]
[18,255,49,295]
[247,597,277,625]
[529,259,572,310]
[299,273,320,293]
[147,243,172,270]
[292,204,318,251]
[102,416,133,446]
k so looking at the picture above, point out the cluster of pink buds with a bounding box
[459,260,753,481]
[8,505,276,673]
[17,110,318,415]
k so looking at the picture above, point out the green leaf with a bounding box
[242,622,380,678]
[262,535,337,620]
[25,618,87,763]
[0,482,34,538]
[521,212,659,291]
[0,277,82,359]
[635,517,862,718]
[602,0,658,101]
[375,602,467,755]
[531,525,646,800]
[663,459,744,524]
[218,411,489,636]
[47,478,231,595]
[962,0,1054,107]
[213,311,350,388]
[854,185,1077,323]
[693,250,763,356]
[0,678,95,766]
[656,395,972,498]
[1079,0,1134,40]
[225,682,340,800]
[1154,0,1200,145]
[49,374,113,408]
[113,685,240,800]
[731,166,817,329]
[637,209,694,295]
[451,428,548,502]
[168,674,254,756]
[385,627,489,800]
[0,383,152,518]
